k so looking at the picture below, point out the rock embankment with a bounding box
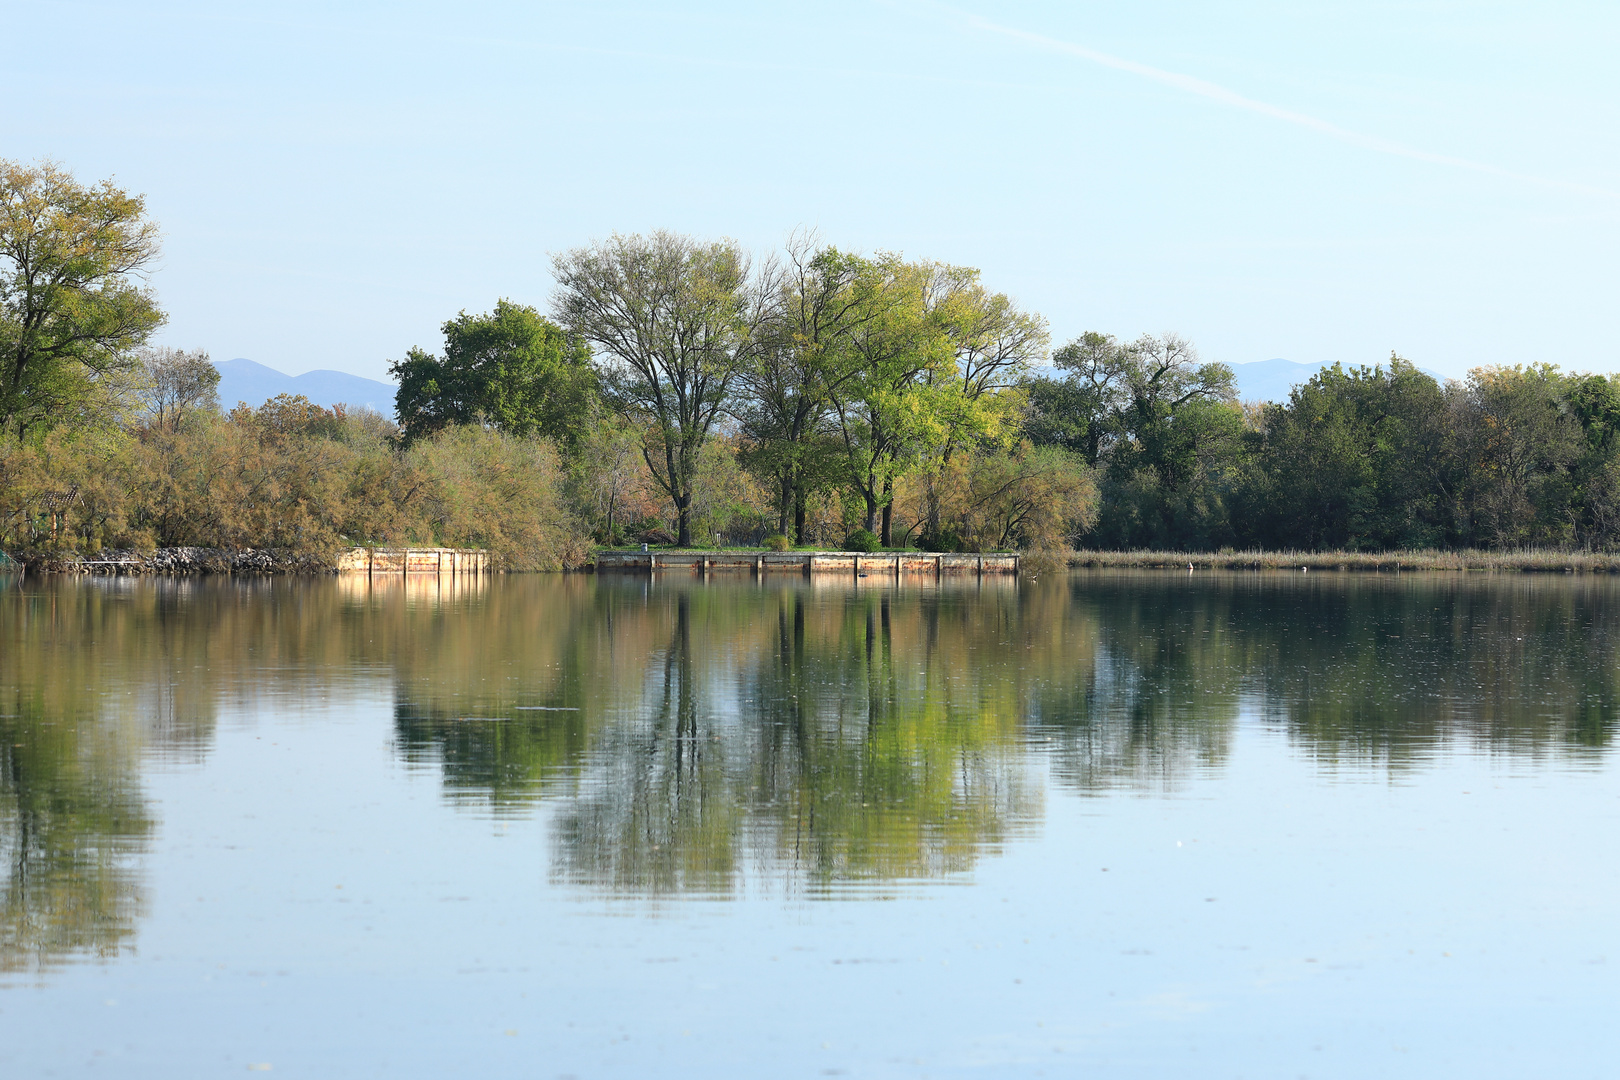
[41,548,334,575]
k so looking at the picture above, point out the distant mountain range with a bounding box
[214,359,396,415]
[213,356,1432,417]
[1230,359,1331,403]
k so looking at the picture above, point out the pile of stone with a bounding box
[55,548,334,575]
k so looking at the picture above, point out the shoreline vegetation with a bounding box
[14,544,1620,578]
[10,161,1620,574]
[1066,548,1620,573]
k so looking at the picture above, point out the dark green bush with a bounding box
[762,533,791,551]
[844,528,880,553]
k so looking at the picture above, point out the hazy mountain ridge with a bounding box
[213,356,1430,416]
[214,358,396,415]
[1231,359,1329,403]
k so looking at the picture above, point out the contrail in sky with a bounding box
[966,14,1618,201]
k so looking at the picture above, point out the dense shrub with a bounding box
[0,396,588,569]
[844,528,880,552]
[762,533,791,551]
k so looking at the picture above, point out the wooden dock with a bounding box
[593,550,1018,578]
[335,547,491,574]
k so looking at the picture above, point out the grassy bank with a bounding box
[1068,549,1620,573]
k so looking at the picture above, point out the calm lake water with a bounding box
[2,570,1618,1078]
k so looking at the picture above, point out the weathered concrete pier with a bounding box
[335,547,491,574]
[593,550,1018,578]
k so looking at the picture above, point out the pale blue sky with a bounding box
[6,1,1617,382]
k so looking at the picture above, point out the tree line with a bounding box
[394,232,1089,552]
[6,156,1620,560]
[1026,337,1620,551]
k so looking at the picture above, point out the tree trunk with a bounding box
[793,489,807,545]
[880,474,895,547]
[923,472,941,547]
[675,490,693,547]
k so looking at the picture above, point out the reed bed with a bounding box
[1066,549,1620,573]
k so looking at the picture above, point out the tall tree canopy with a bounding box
[0,160,164,439]
[912,264,1048,547]
[736,243,1048,547]
[551,231,773,546]
[390,300,595,447]
[1248,358,1450,550]
[1024,331,1244,549]
[828,255,953,542]
[734,239,875,541]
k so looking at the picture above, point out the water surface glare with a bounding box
[2,571,1618,1077]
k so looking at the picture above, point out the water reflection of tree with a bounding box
[1239,575,1620,762]
[554,592,741,893]
[390,573,1620,893]
[747,590,1034,888]
[1039,573,1620,778]
[0,583,200,975]
[0,703,151,975]
[553,586,1038,896]
[0,574,528,974]
[1022,577,1240,792]
[0,578,358,973]
[387,577,637,808]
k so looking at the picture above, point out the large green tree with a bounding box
[1566,374,1620,547]
[1029,331,1240,549]
[913,266,1048,547]
[390,299,595,446]
[827,255,952,543]
[1249,358,1451,550]
[735,240,875,541]
[0,160,164,439]
[551,232,772,547]
[1023,332,1133,466]
[1451,364,1583,547]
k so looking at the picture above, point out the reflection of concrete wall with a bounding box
[803,572,1018,593]
[335,571,489,603]
[335,548,490,574]
[595,551,1019,577]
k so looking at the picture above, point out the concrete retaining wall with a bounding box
[336,548,491,574]
[593,551,1018,577]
